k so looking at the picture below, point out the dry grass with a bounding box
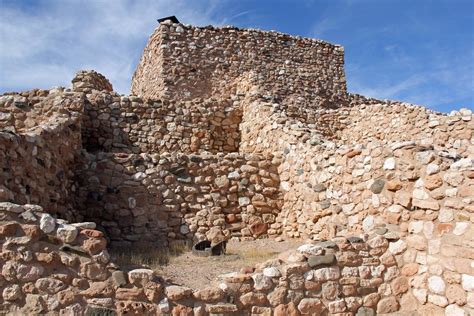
[225,244,280,266]
[109,239,301,289]
[110,240,191,270]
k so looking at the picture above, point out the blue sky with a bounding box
[0,0,472,112]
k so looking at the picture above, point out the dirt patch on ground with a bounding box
[156,238,302,289]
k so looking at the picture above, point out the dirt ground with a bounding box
[154,238,302,289]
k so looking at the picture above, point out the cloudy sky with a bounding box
[0,0,472,112]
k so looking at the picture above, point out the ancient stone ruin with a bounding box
[0,18,473,315]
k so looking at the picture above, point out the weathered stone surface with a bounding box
[274,302,300,316]
[56,224,78,243]
[206,303,238,313]
[428,294,449,307]
[252,273,273,291]
[39,214,56,233]
[413,288,427,304]
[165,285,192,300]
[297,244,324,256]
[240,292,268,306]
[115,287,145,300]
[267,287,287,307]
[80,263,108,281]
[428,275,446,295]
[445,304,465,316]
[308,254,335,267]
[313,267,340,281]
[328,299,347,313]
[263,267,281,278]
[376,296,399,314]
[383,158,396,170]
[3,284,22,301]
[128,269,154,287]
[446,284,467,305]
[35,278,66,294]
[193,287,224,302]
[391,276,409,295]
[370,179,385,194]
[461,274,474,291]
[297,298,322,314]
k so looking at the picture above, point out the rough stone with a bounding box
[39,214,56,233]
[56,224,78,243]
[165,285,192,300]
[308,254,335,267]
[376,296,399,314]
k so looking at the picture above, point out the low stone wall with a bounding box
[0,89,84,219]
[74,152,282,246]
[1,202,432,316]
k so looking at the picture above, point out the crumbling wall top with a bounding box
[72,70,113,93]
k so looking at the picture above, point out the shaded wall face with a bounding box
[131,24,347,108]
[75,152,282,246]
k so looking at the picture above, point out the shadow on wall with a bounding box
[74,150,283,248]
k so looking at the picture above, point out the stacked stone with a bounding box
[75,151,282,246]
[290,105,470,233]
[131,22,347,109]
[72,70,113,93]
[339,103,473,153]
[0,87,83,133]
[77,87,242,154]
[1,201,414,315]
[0,202,109,314]
[0,89,84,219]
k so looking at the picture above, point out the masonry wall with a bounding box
[131,22,347,109]
[1,19,473,314]
[1,202,422,316]
[81,90,242,154]
[0,89,84,219]
[74,151,282,246]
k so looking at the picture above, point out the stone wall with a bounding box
[72,70,113,94]
[276,126,473,237]
[131,22,347,109]
[0,89,84,219]
[239,94,473,239]
[80,89,242,154]
[1,202,432,316]
[74,151,282,246]
[340,100,473,151]
[1,20,473,314]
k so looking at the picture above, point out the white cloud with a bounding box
[0,0,223,94]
